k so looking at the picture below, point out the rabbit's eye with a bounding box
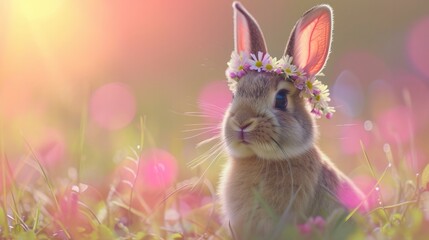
[274,89,288,111]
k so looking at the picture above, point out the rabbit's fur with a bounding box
[218,2,365,239]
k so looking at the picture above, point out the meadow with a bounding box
[1,1,429,239]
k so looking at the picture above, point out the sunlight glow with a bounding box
[13,0,65,20]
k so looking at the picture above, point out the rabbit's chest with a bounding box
[220,159,318,219]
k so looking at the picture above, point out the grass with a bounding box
[0,120,429,240]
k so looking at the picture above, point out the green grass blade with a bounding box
[361,140,376,178]
[345,163,391,222]
[0,119,10,237]
[32,207,40,232]
[22,135,60,213]
[77,99,88,185]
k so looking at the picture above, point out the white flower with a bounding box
[224,51,335,119]
[227,51,250,78]
[299,76,317,98]
[310,80,334,119]
[249,51,271,72]
[264,57,277,72]
[313,80,331,101]
[277,55,297,77]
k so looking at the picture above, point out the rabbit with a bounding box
[218,2,366,239]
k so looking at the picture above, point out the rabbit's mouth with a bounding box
[227,139,256,159]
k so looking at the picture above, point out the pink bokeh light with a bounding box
[376,106,414,144]
[340,120,372,155]
[338,175,378,212]
[407,16,429,78]
[178,193,213,216]
[197,80,230,122]
[37,130,66,168]
[337,181,365,212]
[89,82,136,130]
[139,148,178,191]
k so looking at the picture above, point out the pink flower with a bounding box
[298,223,312,235]
[293,76,306,90]
[297,216,326,235]
[311,108,322,118]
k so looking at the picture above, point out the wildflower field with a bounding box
[1,1,429,239]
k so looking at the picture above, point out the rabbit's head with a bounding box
[222,2,333,161]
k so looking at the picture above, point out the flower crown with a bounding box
[226,51,335,119]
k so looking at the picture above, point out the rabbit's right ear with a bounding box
[233,2,267,54]
[284,5,333,76]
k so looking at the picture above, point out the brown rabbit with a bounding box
[218,2,366,239]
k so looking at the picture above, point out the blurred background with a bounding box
[1,0,428,205]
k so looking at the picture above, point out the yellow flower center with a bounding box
[265,64,273,70]
[238,65,244,70]
[255,61,263,68]
[285,68,291,74]
[306,81,313,89]
[315,95,321,101]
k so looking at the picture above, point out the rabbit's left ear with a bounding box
[233,2,267,54]
[285,5,333,76]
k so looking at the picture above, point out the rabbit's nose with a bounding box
[230,118,258,132]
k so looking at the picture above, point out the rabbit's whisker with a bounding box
[188,139,224,168]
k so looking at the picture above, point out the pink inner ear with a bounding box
[235,10,250,53]
[294,10,331,76]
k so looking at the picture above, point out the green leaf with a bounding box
[421,164,429,190]
[134,232,147,240]
[15,231,37,240]
[390,213,402,227]
[381,223,395,237]
[0,207,5,229]
[96,224,116,240]
[170,232,184,240]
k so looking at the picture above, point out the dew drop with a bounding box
[364,120,373,131]
[383,143,391,153]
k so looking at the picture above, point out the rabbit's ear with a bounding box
[285,5,333,76]
[233,2,267,54]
